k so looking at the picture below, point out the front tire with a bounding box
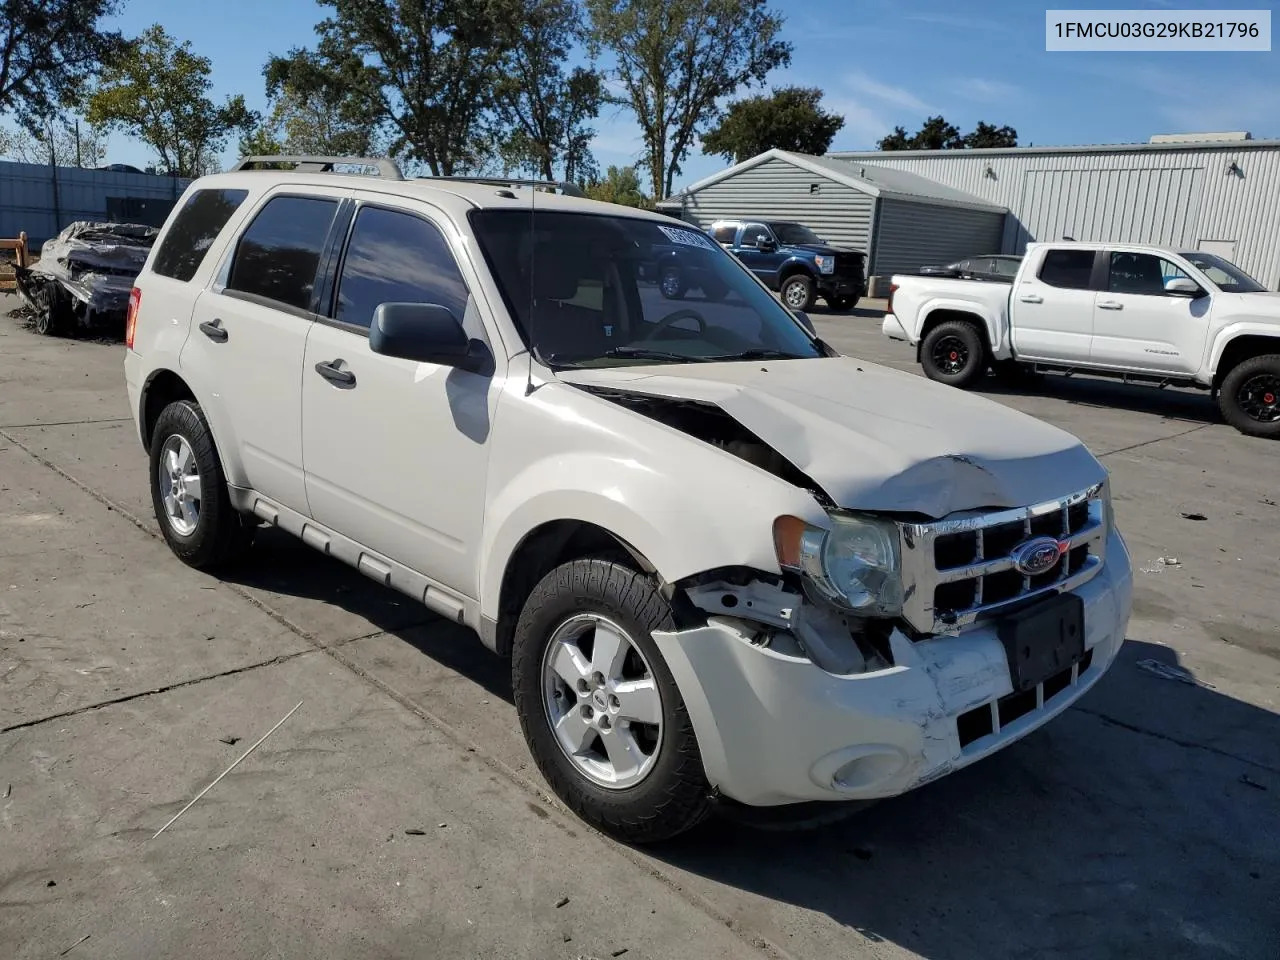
[921,319,987,388]
[149,400,255,569]
[781,273,816,312]
[1219,354,1280,438]
[826,295,857,313]
[511,558,712,844]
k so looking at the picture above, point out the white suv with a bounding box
[125,156,1133,842]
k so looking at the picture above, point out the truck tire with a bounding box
[1218,354,1280,439]
[511,558,712,844]
[149,399,256,570]
[921,320,987,389]
[827,295,858,313]
[659,265,687,299]
[780,273,816,311]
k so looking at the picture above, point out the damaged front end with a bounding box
[15,221,158,337]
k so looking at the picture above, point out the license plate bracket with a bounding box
[996,592,1086,693]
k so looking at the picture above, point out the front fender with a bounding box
[1208,321,1280,375]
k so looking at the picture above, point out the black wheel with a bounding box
[32,284,68,337]
[700,278,728,302]
[149,399,255,569]
[512,558,712,844]
[780,273,816,312]
[826,295,857,313]
[1219,354,1280,438]
[921,320,987,388]
[659,266,687,300]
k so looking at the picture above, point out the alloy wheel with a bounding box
[158,434,203,536]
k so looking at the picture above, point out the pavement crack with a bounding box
[0,648,317,735]
[0,416,132,430]
[1098,424,1209,458]
[1076,706,1280,775]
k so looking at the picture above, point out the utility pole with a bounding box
[75,119,82,167]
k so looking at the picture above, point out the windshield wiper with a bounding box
[702,348,813,361]
[599,346,713,363]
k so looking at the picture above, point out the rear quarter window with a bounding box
[151,188,250,282]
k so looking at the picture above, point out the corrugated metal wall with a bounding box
[0,161,190,245]
[676,157,875,253]
[829,147,1280,289]
[871,199,1006,279]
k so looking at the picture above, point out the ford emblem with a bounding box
[1010,536,1065,577]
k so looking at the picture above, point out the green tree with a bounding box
[701,86,843,164]
[0,117,108,167]
[583,165,650,207]
[0,0,126,129]
[587,0,792,200]
[257,48,384,158]
[270,0,521,177]
[492,0,603,183]
[87,25,255,176]
[878,116,1017,151]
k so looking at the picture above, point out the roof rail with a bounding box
[232,155,405,180]
[421,175,586,198]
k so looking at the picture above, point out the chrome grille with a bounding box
[898,482,1108,635]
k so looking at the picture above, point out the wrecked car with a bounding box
[17,221,158,336]
[126,159,1134,844]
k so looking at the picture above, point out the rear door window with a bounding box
[1038,249,1096,289]
[226,195,339,311]
[333,205,471,329]
[151,188,249,282]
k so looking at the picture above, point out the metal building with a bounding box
[657,150,1007,295]
[830,132,1280,290]
[0,161,191,245]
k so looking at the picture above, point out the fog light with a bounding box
[811,744,908,795]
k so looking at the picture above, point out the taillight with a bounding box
[125,287,141,350]
[887,283,899,316]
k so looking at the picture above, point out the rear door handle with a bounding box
[314,359,356,387]
[1097,300,1124,310]
[199,319,228,342]
[1019,294,1043,304]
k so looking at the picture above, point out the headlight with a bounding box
[774,513,903,616]
[813,255,835,275]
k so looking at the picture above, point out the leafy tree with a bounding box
[583,165,650,207]
[492,0,603,183]
[963,121,1018,148]
[271,0,521,177]
[0,117,108,167]
[701,86,843,164]
[878,115,1017,151]
[87,25,256,176]
[0,0,126,129]
[587,0,792,200]
[256,48,384,158]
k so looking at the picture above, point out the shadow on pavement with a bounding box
[218,534,1279,958]
[976,372,1222,427]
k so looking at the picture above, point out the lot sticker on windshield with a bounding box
[658,225,716,251]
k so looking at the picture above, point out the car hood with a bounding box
[557,357,1105,519]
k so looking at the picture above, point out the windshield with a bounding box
[1181,252,1267,293]
[468,209,824,368]
[769,222,823,245]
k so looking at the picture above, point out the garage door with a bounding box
[1015,167,1204,250]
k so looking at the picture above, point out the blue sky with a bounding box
[95,0,1280,191]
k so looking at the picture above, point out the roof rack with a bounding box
[420,175,586,198]
[232,155,405,180]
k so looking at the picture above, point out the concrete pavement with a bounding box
[1,296,1277,959]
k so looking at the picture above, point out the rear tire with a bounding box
[149,400,255,570]
[780,273,816,312]
[826,295,857,313]
[921,320,987,388]
[511,558,712,844]
[1218,354,1280,438]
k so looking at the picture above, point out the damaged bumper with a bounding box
[653,528,1132,807]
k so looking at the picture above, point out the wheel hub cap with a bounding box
[158,434,202,536]
[541,613,663,790]
[1239,374,1280,423]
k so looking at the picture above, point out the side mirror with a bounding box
[794,310,816,335]
[755,236,776,252]
[1165,277,1203,297]
[369,302,491,374]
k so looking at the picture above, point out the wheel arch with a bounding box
[140,368,198,450]
[1211,333,1280,391]
[916,308,993,363]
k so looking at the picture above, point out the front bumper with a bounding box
[653,529,1132,807]
[816,276,864,300]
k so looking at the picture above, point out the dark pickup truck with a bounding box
[710,219,865,312]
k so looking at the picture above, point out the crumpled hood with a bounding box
[557,357,1105,519]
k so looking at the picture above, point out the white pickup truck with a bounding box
[882,241,1280,438]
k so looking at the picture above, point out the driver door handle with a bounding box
[1097,300,1124,310]
[199,318,228,342]
[314,359,356,387]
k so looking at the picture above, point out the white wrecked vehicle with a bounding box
[125,156,1133,842]
[16,221,158,336]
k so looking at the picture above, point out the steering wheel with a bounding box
[642,308,706,340]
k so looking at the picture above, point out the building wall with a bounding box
[830,146,1280,289]
[674,157,876,254]
[872,198,1006,281]
[0,162,191,246]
